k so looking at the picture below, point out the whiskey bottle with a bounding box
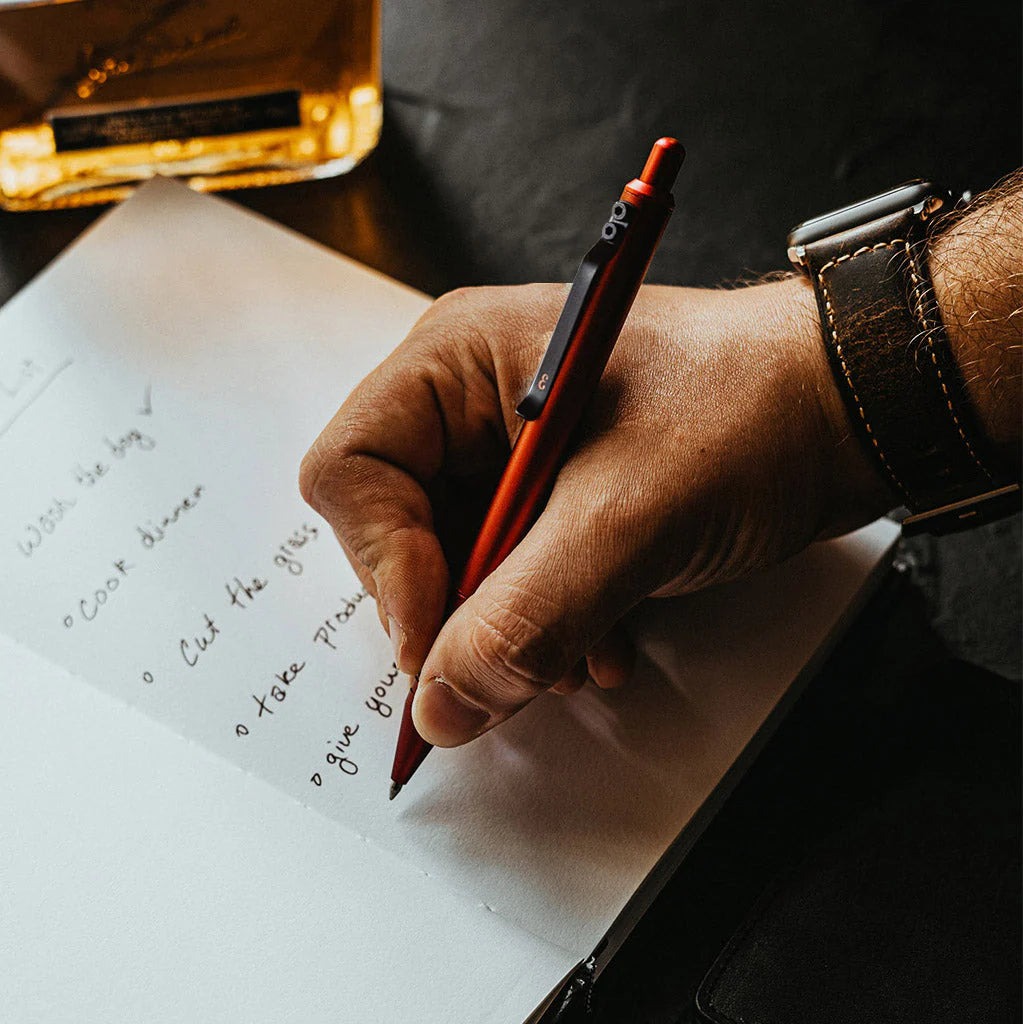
[0,0,381,210]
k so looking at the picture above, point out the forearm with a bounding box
[930,172,1023,463]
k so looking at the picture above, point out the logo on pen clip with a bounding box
[537,373,550,390]
[601,201,632,242]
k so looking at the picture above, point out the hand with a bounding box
[299,277,890,747]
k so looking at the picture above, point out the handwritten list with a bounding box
[0,258,416,839]
[0,181,454,916]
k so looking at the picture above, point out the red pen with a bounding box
[390,138,685,798]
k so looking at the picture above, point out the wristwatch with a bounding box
[788,181,1021,536]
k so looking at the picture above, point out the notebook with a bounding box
[0,179,898,1023]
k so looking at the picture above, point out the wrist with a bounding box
[781,177,1020,536]
[773,274,895,534]
[929,198,1023,465]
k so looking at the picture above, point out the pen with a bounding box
[390,137,685,799]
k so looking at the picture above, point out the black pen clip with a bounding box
[516,200,634,421]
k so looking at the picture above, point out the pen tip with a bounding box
[389,781,403,801]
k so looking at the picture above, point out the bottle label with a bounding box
[49,90,302,152]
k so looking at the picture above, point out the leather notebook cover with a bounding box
[695,660,1021,1024]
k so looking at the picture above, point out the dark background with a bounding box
[1,2,1019,1021]
[4,1,1020,303]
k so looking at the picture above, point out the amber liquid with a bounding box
[0,0,381,210]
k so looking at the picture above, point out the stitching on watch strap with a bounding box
[817,239,916,505]
[903,242,996,483]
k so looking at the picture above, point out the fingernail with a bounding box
[388,616,404,670]
[413,677,490,747]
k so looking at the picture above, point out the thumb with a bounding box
[411,474,648,746]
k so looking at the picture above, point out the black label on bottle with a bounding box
[50,90,302,152]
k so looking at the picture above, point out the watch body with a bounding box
[788,182,1020,536]
[787,181,948,267]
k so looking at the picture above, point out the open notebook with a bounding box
[0,179,897,1024]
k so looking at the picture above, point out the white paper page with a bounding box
[0,179,898,961]
[0,635,577,1024]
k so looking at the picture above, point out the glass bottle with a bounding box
[0,0,381,210]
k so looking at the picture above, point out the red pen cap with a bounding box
[639,137,685,192]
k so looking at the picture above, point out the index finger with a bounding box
[298,293,511,674]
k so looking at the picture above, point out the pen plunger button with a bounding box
[640,137,685,192]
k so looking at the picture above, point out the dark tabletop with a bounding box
[1,2,1019,1021]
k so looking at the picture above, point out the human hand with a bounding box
[299,278,891,747]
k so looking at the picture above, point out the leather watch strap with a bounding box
[801,208,1009,514]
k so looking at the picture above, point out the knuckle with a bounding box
[518,281,558,309]
[298,442,328,511]
[349,522,416,577]
[433,286,477,312]
[298,427,369,522]
[467,598,569,701]
[298,433,347,513]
